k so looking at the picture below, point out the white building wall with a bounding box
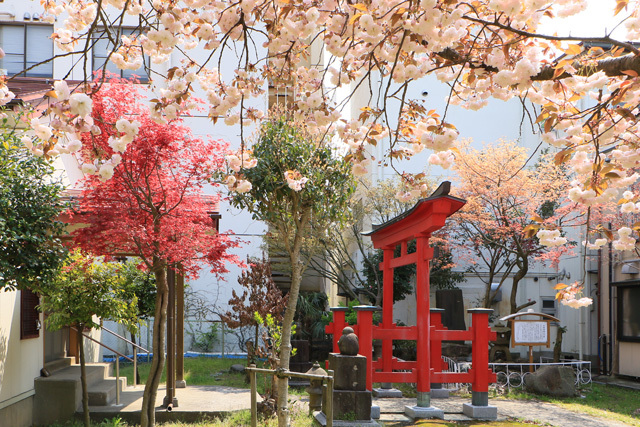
[0,290,43,411]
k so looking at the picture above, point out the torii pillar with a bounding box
[364,181,465,409]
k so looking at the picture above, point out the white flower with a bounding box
[561,297,593,308]
[537,229,567,247]
[235,179,252,193]
[69,93,92,117]
[66,139,82,153]
[226,155,242,172]
[54,80,70,100]
[21,136,33,149]
[81,163,98,174]
[108,136,129,153]
[98,163,115,180]
[584,238,608,250]
[33,123,53,141]
[116,119,140,136]
[284,170,309,192]
[621,202,638,214]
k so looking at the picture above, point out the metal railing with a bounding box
[245,365,334,427]
[71,325,150,406]
[491,360,592,391]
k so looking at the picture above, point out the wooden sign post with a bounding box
[500,310,560,372]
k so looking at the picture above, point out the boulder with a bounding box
[230,364,245,373]
[524,365,576,397]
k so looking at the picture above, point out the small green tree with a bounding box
[0,112,66,292]
[231,115,354,427]
[118,258,156,383]
[39,250,139,427]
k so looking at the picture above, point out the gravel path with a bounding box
[373,395,633,426]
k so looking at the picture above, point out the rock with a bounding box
[524,365,576,397]
[230,364,245,373]
[338,327,359,356]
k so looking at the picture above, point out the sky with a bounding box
[539,1,628,39]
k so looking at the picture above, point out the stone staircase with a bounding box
[33,360,127,426]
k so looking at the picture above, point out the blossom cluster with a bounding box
[0,0,637,265]
[555,282,593,308]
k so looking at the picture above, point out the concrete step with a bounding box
[44,357,74,375]
[87,377,127,406]
[34,362,117,426]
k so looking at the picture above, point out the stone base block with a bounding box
[176,380,187,389]
[314,411,381,426]
[462,403,498,420]
[430,388,450,399]
[332,390,372,420]
[404,405,444,420]
[329,353,367,391]
[370,405,380,419]
[372,388,403,398]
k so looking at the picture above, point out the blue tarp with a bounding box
[102,351,248,363]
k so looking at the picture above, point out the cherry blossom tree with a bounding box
[6,0,640,317]
[451,140,581,313]
[68,79,238,427]
[231,115,353,427]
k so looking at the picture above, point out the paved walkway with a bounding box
[88,384,636,426]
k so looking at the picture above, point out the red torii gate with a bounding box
[326,182,497,418]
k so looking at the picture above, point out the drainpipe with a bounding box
[597,248,602,373]
[608,232,614,375]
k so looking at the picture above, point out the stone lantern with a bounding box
[305,362,327,414]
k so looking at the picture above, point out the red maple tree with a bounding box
[69,78,238,425]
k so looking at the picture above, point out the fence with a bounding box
[436,357,592,391]
[100,319,249,360]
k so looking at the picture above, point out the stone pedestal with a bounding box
[329,353,367,391]
[462,403,498,419]
[325,353,374,421]
[332,390,372,420]
[404,405,444,419]
[317,328,380,425]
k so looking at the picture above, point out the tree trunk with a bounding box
[78,326,90,427]
[131,331,141,385]
[276,249,303,427]
[140,264,169,427]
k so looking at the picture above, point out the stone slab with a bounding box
[404,405,444,420]
[430,388,450,399]
[462,403,498,420]
[314,411,381,427]
[372,388,403,398]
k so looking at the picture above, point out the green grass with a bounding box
[500,383,640,426]
[48,407,315,427]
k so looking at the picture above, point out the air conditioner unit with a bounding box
[621,262,640,274]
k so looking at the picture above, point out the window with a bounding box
[92,28,148,81]
[21,289,41,339]
[540,297,557,317]
[0,24,53,77]
[618,286,640,342]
